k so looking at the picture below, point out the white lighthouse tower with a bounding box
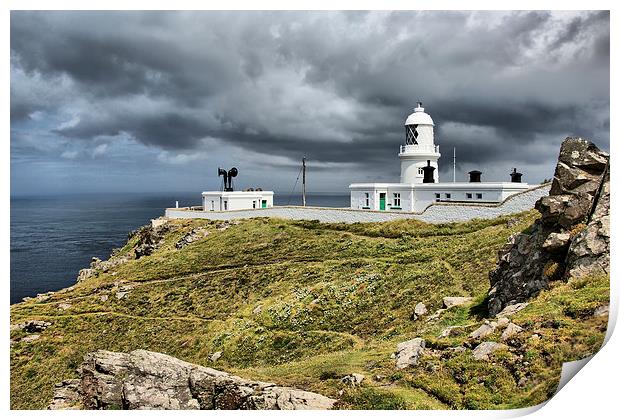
[399,102,440,183]
[349,102,532,212]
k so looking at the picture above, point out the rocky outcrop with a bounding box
[175,227,210,249]
[133,223,171,259]
[566,167,610,278]
[488,138,609,316]
[49,350,336,410]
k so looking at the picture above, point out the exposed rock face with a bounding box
[133,223,171,259]
[566,167,610,278]
[395,338,426,369]
[77,255,131,283]
[488,138,609,316]
[175,227,210,249]
[49,379,82,410]
[50,350,336,410]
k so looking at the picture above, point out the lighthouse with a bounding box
[399,102,440,184]
[349,102,533,212]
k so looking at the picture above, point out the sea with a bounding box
[10,192,350,304]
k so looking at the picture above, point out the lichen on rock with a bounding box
[50,350,336,410]
[488,137,609,316]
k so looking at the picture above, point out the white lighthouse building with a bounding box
[349,103,533,213]
[400,103,440,184]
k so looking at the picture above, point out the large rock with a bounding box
[501,323,523,341]
[469,321,497,340]
[472,342,508,361]
[395,338,426,369]
[50,350,336,410]
[412,302,427,320]
[442,297,473,309]
[488,138,609,316]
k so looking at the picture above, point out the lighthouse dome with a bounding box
[405,103,434,126]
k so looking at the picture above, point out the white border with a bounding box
[3,1,616,418]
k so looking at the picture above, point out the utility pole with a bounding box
[453,147,456,183]
[302,157,307,207]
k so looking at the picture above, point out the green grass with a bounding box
[10,211,609,409]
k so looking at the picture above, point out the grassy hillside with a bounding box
[10,212,609,409]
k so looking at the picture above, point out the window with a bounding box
[406,124,419,145]
[223,200,228,210]
[365,193,370,207]
[466,193,473,199]
[418,168,424,175]
[445,193,451,199]
[435,193,441,202]
[393,193,401,207]
[210,200,215,211]
[253,201,256,209]
[476,193,483,200]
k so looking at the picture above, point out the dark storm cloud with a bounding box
[10,10,610,193]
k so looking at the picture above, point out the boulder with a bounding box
[501,323,523,341]
[472,342,508,361]
[442,297,473,309]
[395,338,425,369]
[341,373,364,387]
[210,351,222,362]
[469,321,497,340]
[488,138,609,316]
[413,302,427,320]
[496,302,529,318]
[50,350,336,410]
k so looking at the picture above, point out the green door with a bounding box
[379,193,386,210]
[261,200,267,208]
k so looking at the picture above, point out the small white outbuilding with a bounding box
[200,166,274,211]
[202,190,274,211]
[349,103,533,213]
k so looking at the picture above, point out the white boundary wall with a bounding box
[165,184,550,224]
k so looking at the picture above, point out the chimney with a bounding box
[510,168,523,183]
[468,170,482,183]
[422,160,436,183]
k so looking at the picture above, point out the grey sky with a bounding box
[10,10,610,196]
